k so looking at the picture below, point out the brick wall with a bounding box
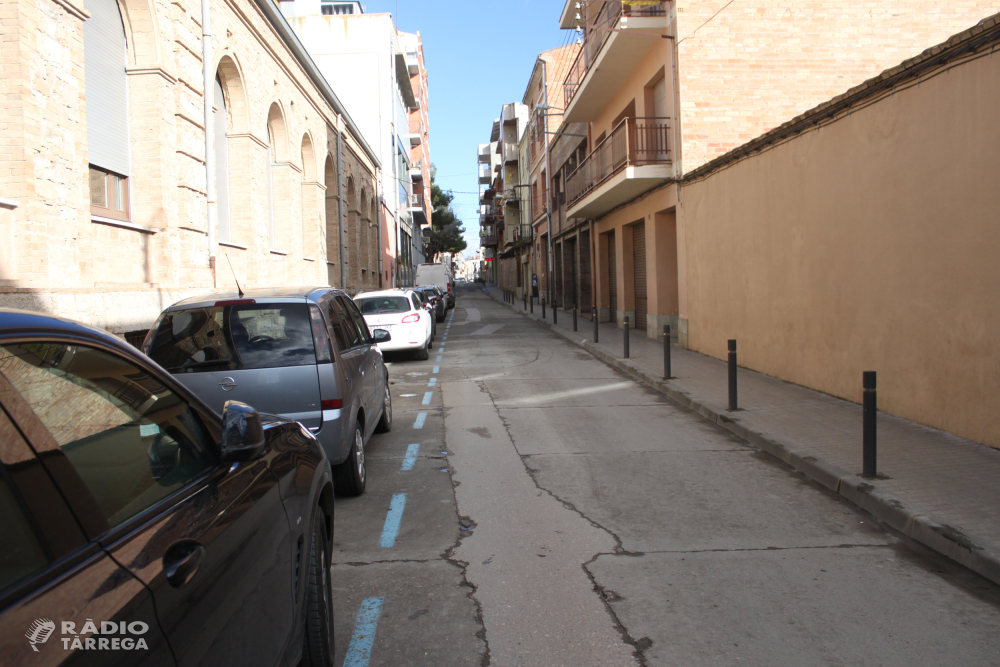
[0,0,379,333]
[675,0,1000,172]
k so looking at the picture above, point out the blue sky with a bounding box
[360,0,572,256]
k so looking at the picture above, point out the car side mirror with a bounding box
[220,400,267,462]
[372,329,391,343]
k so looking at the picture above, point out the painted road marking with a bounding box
[401,444,420,471]
[438,346,445,352]
[343,597,384,667]
[379,493,407,548]
[436,355,443,362]
[413,412,427,429]
[428,378,437,387]
[470,324,504,336]
[433,366,440,373]
[422,391,433,405]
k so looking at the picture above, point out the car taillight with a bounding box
[402,313,420,323]
[321,399,342,410]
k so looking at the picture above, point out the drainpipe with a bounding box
[375,167,383,287]
[337,114,347,289]
[202,0,216,283]
[542,60,554,306]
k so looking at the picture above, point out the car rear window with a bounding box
[146,303,316,373]
[356,297,411,314]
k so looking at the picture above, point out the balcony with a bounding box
[566,117,673,219]
[410,162,424,180]
[480,231,498,247]
[500,141,519,164]
[479,164,492,185]
[478,144,491,164]
[562,1,669,123]
[408,193,427,226]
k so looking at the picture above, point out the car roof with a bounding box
[354,289,415,299]
[167,286,346,310]
[0,308,133,350]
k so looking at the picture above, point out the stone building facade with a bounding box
[0,0,380,339]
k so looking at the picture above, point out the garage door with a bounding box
[633,221,647,332]
[608,232,617,319]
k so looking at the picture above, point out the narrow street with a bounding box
[332,284,1000,666]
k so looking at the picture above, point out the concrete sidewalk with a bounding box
[483,284,1000,585]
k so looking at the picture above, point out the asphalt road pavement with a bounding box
[331,284,1000,666]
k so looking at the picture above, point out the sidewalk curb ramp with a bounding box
[486,289,1000,586]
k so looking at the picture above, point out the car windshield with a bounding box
[356,296,411,315]
[146,303,316,373]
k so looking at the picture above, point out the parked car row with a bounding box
[0,279,458,665]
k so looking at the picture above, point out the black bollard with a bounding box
[728,339,738,411]
[542,298,546,319]
[553,302,557,324]
[530,297,533,314]
[524,293,527,310]
[863,371,877,478]
[624,316,630,358]
[593,306,599,343]
[573,307,578,332]
[663,325,672,379]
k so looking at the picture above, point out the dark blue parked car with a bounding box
[0,308,336,666]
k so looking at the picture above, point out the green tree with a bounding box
[425,166,467,259]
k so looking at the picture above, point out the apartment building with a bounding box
[555,1,1000,445]
[560,0,1000,341]
[400,31,432,262]
[285,2,429,287]
[520,44,588,312]
[477,138,500,283]
[0,0,379,338]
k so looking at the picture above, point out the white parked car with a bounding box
[355,289,434,360]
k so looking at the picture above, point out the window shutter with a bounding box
[83,0,130,176]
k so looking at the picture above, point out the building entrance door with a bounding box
[633,221,647,333]
[608,231,618,320]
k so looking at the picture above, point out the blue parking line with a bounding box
[413,412,427,429]
[422,391,433,405]
[436,355,442,362]
[379,493,407,548]
[442,336,448,341]
[438,346,445,352]
[433,366,440,373]
[342,597,384,667]
[401,444,419,471]
[428,378,437,387]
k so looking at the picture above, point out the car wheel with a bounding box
[301,512,334,667]
[333,423,366,496]
[415,338,429,361]
[374,380,392,433]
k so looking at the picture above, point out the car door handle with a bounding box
[163,540,206,588]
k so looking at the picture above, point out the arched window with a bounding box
[84,0,130,221]
[214,76,230,242]
[324,155,338,286]
[267,126,275,248]
[300,134,316,256]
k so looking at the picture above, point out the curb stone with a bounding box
[485,288,1000,586]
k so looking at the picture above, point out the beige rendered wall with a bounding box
[675,0,1000,173]
[680,50,1000,446]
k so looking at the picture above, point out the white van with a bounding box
[415,263,455,309]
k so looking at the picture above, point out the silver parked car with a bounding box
[143,287,392,496]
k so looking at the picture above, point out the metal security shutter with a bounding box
[83,0,129,176]
[633,221,647,332]
[608,232,618,318]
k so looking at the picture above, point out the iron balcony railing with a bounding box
[480,232,498,246]
[513,223,533,243]
[566,116,672,207]
[408,193,424,208]
[563,0,668,104]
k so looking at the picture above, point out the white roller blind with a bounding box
[83,0,129,176]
